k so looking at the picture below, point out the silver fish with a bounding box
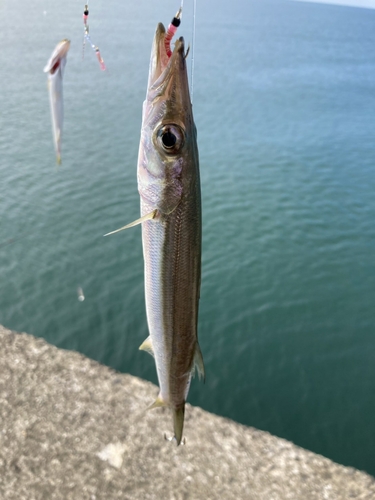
[44,39,70,165]
[139,23,205,446]
[105,23,204,445]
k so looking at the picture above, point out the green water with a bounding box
[0,0,374,475]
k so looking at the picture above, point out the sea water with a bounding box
[0,0,374,475]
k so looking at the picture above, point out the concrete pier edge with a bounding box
[0,324,374,499]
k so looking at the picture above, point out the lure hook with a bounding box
[82,3,106,70]
[165,7,182,58]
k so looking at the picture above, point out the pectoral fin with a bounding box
[104,210,158,236]
[139,336,154,357]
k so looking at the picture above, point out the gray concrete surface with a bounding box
[0,324,374,500]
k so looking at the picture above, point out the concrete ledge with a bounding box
[0,324,374,499]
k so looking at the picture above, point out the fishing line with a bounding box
[190,0,197,104]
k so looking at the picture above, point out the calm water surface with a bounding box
[0,0,374,475]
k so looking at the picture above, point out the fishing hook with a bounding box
[165,7,182,58]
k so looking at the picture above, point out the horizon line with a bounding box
[290,0,375,10]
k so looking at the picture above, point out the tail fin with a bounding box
[147,396,185,446]
[173,404,185,446]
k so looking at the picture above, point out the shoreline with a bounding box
[0,324,374,499]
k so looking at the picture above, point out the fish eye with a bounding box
[162,130,177,148]
[156,125,184,154]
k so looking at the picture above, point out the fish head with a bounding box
[139,23,198,214]
[44,39,71,74]
[146,24,194,143]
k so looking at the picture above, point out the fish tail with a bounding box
[173,404,185,446]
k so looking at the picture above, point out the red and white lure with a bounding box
[164,1,197,103]
[82,3,106,71]
[164,7,182,58]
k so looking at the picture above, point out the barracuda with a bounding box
[44,39,70,165]
[139,22,205,446]
[106,22,204,445]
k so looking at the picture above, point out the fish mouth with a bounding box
[44,39,71,74]
[148,23,186,89]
